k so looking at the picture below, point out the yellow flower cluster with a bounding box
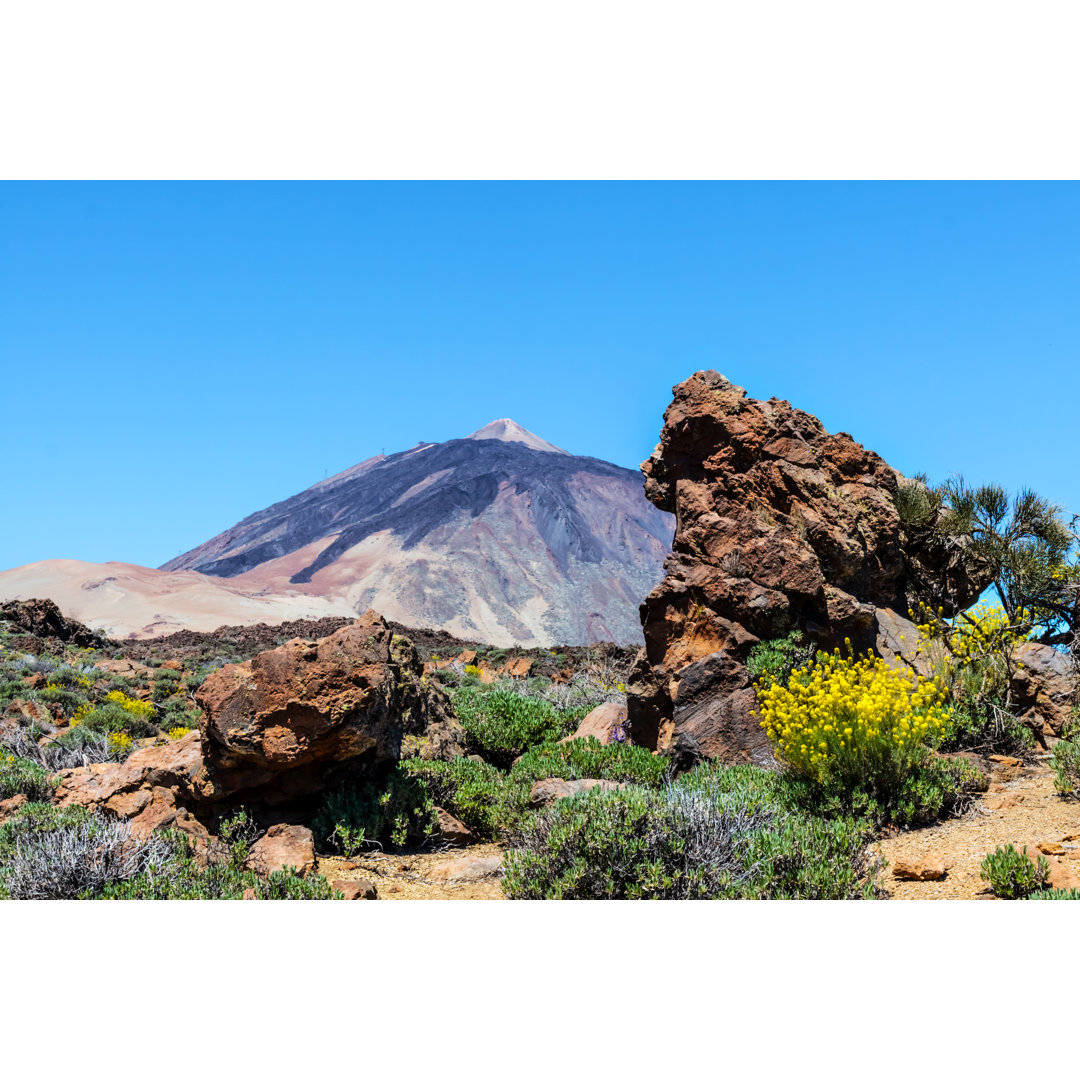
[69,702,94,728]
[464,664,483,677]
[911,601,1030,669]
[757,645,952,782]
[107,732,133,753]
[105,690,155,719]
[167,726,193,740]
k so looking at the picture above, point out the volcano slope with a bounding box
[162,420,674,648]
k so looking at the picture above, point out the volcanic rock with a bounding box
[246,824,316,877]
[426,855,504,883]
[560,702,629,746]
[191,610,461,803]
[527,777,625,808]
[333,879,378,899]
[434,807,478,846]
[0,597,103,650]
[1010,642,1078,739]
[53,731,209,840]
[626,371,982,766]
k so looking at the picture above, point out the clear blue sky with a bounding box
[1,182,1077,572]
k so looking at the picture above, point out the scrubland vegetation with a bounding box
[0,473,1077,900]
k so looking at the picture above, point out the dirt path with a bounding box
[876,759,1080,898]
[316,842,507,900]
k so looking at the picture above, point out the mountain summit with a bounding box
[466,419,568,455]
[160,424,673,646]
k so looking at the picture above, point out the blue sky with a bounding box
[1,182,1077,571]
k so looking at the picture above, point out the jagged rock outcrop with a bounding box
[0,597,104,651]
[626,371,979,767]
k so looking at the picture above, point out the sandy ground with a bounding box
[875,761,1080,899]
[316,842,507,900]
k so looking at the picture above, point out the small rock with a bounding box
[161,660,184,671]
[332,879,378,900]
[427,855,504,883]
[560,702,629,747]
[989,754,1023,767]
[528,777,625,809]
[1047,861,1080,891]
[0,793,29,824]
[246,824,316,877]
[994,794,1025,810]
[892,857,947,881]
[241,888,257,899]
[458,650,477,665]
[1037,842,1065,856]
[434,807,478,846]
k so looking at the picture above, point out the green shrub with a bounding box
[453,687,584,767]
[937,696,1034,759]
[503,763,879,900]
[313,765,436,855]
[746,631,815,689]
[0,754,58,802]
[1051,738,1080,798]
[402,756,507,839]
[782,753,987,829]
[75,701,157,739]
[1029,887,1080,900]
[979,844,1050,899]
[510,738,670,788]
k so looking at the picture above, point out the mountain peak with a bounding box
[465,419,568,455]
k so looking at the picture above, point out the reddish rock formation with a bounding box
[53,732,209,841]
[626,371,981,766]
[1010,642,1078,741]
[191,610,461,804]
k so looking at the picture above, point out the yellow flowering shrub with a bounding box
[167,726,193,740]
[911,601,1031,669]
[107,732,133,754]
[463,664,483,677]
[105,690,155,720]
[757,646,953,801]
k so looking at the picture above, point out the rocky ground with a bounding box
[876,758,1080,898]
[316,843,507,901]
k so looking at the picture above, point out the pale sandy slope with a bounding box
[0,558,357,639]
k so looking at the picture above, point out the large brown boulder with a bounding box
[626,371,976,766]
[1010,642,1078,740]
[191,610,461,803]
[51,614,460,836]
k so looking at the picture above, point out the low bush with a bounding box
[402,756,507,839]
[756,646,975,825]
[100,811,339,900]
[510,738,670,788]
[503,763,879,900]
[746,631,816,689]
[74,698,157,739]
[979,844,1050,899]
[0,804,174,899]
[0,753,58,802]
[313,766,436,855]
[453,687,585,767]
[1029,887,1080,900]
[1051,738,1080,798]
